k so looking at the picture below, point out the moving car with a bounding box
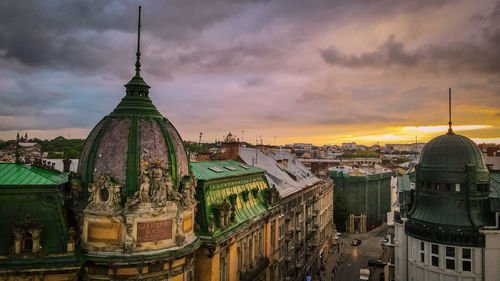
[368,259,387,267]
[351,239,362,246]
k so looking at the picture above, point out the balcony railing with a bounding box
[240,257,270,281]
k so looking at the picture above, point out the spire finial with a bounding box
[135,6,142,75]
[123,6,150,98]
[448,88,453,133]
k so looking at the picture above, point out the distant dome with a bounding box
[78,73,188,199]
[419,131,487,173]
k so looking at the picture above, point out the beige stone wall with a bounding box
[82,202,196,253]
[229,240,238,281]
[195,249,220,281]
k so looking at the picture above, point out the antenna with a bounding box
[448,88,453,133]
[135,6,142,75]
[15,132,20,164]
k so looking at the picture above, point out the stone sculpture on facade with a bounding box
[127,160,192,210]
[208,213,215,234]
[86,174,121,213]
[175,210,186,245]
[179,176,197,209]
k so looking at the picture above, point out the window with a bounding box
[477,184,489,193]
[21,232,33,253]
[445,246,455,270]
[455,184,460,192]
[224,165,236,171]
[209,167,224,173]
[419,242,425,263]
[271,221,276,250]
[220,255,228,281]
[259,231,263,257]
[237,246,242,272]
[431,244,439,267]
[462,248,472,272]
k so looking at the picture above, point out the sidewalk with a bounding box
[320,241,344,281]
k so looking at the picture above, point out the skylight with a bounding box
[209,167,224,173]
[239,164,249,169]
[224,166,237,171]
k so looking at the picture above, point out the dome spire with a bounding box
[135,6,142,76]
[448,88,453,134]
[124,6,150,97]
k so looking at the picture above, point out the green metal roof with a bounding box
[190,160,265,181]
[0,163,68,186]
[191,161,273,237]
[420,131,487,172]
[0,192,68,256]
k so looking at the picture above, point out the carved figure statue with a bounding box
[128,160,185,210]
[208,213,215,234]
[139,167,151,203]
[175,210,185,245]
[88,182,98,205]
[179,178,196,209]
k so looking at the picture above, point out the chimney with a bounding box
[220,141,240,161]
[63,158,72,173]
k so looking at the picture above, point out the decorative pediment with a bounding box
[85,174,121,214]
[12,214,43,255]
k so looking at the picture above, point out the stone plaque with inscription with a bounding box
[137,220,172,242]
[183,214,193,233]
[88,222,122,243]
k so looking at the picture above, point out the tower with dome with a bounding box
[394,91,500,281]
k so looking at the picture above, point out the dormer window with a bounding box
[12,214,43,255]
[21,232,33,253]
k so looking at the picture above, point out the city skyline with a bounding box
[1,0,499,145]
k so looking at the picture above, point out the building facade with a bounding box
[238,147,334,281]
[330,170,394,233]
[190,160,280,281]
[394,129,500,281]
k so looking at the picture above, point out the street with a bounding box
[320,225,388,281]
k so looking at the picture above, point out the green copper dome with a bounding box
[419,131,488,174]
[77,19,189,203]
[407,130,492,247]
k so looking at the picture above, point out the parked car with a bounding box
[368,259,387,267]
[351,239,362,246]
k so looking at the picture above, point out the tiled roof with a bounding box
[239,148,320,198]
[0,163,68,186]
[190,160,264,180]
[490,170,500,198]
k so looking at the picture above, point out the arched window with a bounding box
[21,232,33,253]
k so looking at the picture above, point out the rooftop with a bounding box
[0,163,68,186]
[190,160,265,181]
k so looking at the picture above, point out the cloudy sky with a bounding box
[1,0,499,145]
